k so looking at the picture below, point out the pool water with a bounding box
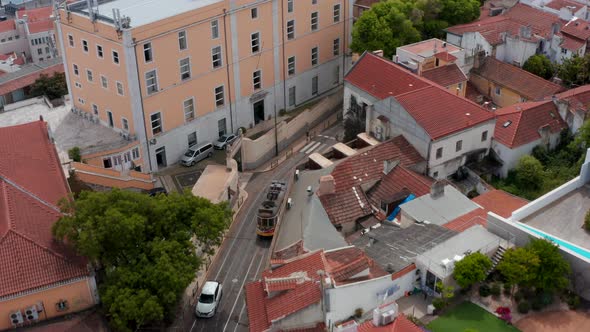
[519,223,590,260]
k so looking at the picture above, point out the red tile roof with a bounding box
[0,63,64,96]
[561,18,590,41]
[357,315,423,332]
[366,166,433,209]
[0,19,16,33]
[560,36,586,51]
[494,100,568,148]
[546,0,583,12]
[553,84,590,114]
[421,63,467,88]
[17,6,53,22]
[0,121,89,298]
[472,57,564,102]
[319,136,425,226]
[433,51,457,62]
[28,20,54,33]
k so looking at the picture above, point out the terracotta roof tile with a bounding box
[266,281,322,322]
[17,6,53,22]
[0,19,16,33]
[421,64,467,87]
[390,263,416,281]
[560,36,586,51]
[494,101,568,148]
[28,20,54,33]
[0,63,64,96]
[357,314,423,332]
[433,51,457,62]
[553,84,590,114]
[561,18,590,40]
[546,0,583,12]
[366,166,433,209]
[245,281,270,332]
[473,57,564,101]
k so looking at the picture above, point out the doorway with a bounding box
[155,146,167,168]
[253,100,265,125]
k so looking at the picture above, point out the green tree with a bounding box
[30,72,68,100]
[497,247,540,293]
[435,281,455,308]
[52,189,231,331]
[523,55,554,80]
[574,120,590,149]
[515,155,544,190]
[438,0,481,25]
[557,54,590,87]
[526,239,571,292]
[453,252,492,288]
[343,105,366,142]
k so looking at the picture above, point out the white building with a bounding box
[522,0,588,21]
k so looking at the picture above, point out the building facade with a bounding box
[58,0,354,172]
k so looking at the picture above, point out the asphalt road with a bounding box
[188,128,340,332]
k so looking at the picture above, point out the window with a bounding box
[312,75,318,95]
[124,152,130,163]
[433,171,439,179]
[116,81,124,95]
[311,46,318,66]
[561,47,568,54]
[456,140,463,152]
[86,69,93,82]
[82,39,88,52]
[288,56,295,75]
[103,158,112,169]
[287,20,295,40]
[68,34,74,47]
[132,147,140,160]
[107,111,114,127]
[436,147,443,159]
[495,86,501,95]
[212,46,222,68]
[211,20,219,39]
[56,300,69,312]
[122,118,129,131]
[311,12,318,31]
[78,97,85,104]
[45,46,50,54]
[92,104,98,115]
[97,45,103,58]
[215,86,225,107]
[184,98,195,121]
[112,50,119,64]
[73,64,79,76]
[218,118,227,137]
[178,31,187,50]
[251,7,258,19]
[288,0,293,13]
[188,132,197,147]
[75,82,82,88]
[251,32,260,53]
[289,86,296,106]
[146,70,158,95]
[458,82,463,90]
[312,0,317,4]
[143,43,153,62]
[101,75,108,88]
[333,38,340,56]
[253,70,262,90]
[180,57,191,80]
[333,4,341,23]
[481,130,488,142]
[37,48,42,55]
[151,112,162,135]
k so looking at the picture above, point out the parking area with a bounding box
[157,148,227,193]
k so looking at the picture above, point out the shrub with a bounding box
[567,294,581,309]
[518,301,531,314]
[514,291,523,302]
[532,297,545,311]
[68,147,81,162]
[405,314,423,326]
[490,283,502,296]
[503,284,512,296]
[239,126,247,135]
[432,298,446,311]
[585,210,590,231]
[278,109,287,116]
[479,284,491,297]
[354,308,363,318]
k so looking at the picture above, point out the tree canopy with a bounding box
[523,55,554,80]
[515,155,544,190]
[497,247,539,288]
[53,189,231,331]
[526,238,571,292]
[453,252,492,288]
[30,72,68,100]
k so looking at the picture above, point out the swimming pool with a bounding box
[518,223,590,260]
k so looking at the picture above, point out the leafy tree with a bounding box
[557,54,590,88]
[574,120,590,149]
[343,105,366,142]
[438,0,481,25]
[68,147,81,162]
[30,72,68,100]
[526,239,571,292]
[585,209,590,231]
[53,190,231,331]
[515,155,544,190]
[436,281,455,307]
[523,55,554,80]
[453,252,492,288]
[497,247,539,293]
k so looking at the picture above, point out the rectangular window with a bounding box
[122,118,129,131]
[436,147,443,159]
[68,34,74,47]
[456,140,463,152]
[288,56,295,75]
[124,152,130,163]
[333,38,340,56]
[312,75,318,95]
[73,64,79,76]
[211,20,219,39]
[132,147,140,160]
[333,4,341,22]
[184,98,195,121]
[312,0,317,4]
[86,69,93,82]
[116,81,124,96]
[495,86,501,95]
[101,75,108,88]
[481,130,488,142]
[287,20,295,40]
[180,57,191,80]
[218,118,227,137]
[287,0,293,13]
[112,50,119,64]
[311,12,318,31]
[188,132,197,147]
[146,70,158,95]
[251,7,258,19]
[215,86,225,107]
[178,31,187,50]
[82,39,88,52]
[289,86,296,106]
[561,47,568,54]
[107,111,114,127]
[212,46,222,68]
[151,112,162,135]
[143,42,153,62]
[253,70,262,90]
[97,45,103,58]
[251,32,260,53]
[92,104,98,115]
[311,46,318,66]
[37,48,42,55]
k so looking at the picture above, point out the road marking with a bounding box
[304,142,322,154]
[299,141,315,154]
[222,250,260,332]
[190,319,197,332]
[232,251,267,332]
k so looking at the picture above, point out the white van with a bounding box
[180,142,213,166]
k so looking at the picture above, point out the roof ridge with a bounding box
[0,173,61,214]
[485,57,562,89]
[6,227,73,263]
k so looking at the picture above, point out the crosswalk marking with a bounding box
[303,141,322,154]
[306,143,325,155]
[300,141,315,154]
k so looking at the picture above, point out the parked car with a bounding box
[147,187,167,197]
[213,134,237,150]
[181,142,213,166]
[195,281,222,318]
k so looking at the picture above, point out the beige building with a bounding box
[57,0,353,172]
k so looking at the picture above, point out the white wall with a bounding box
[27,30,56,64]
[0,25,28,57]
[502,37,538,66]
[274,303,323,331]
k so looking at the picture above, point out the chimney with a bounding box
[383,159,400,175]
[430,181,445,199]
[318,175,335,195]
[22,14,28,22]
[473,51,485,69]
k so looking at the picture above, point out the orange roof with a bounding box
[357,315,423,332]
[561,18,590,41]
[560,36,586,51]
[421,63,467,87]
[17,6,53,22]
[546,0,583,12]
[0,63,64,96]
[28,20,54,33]
[0,19,16,33]
[433,51,457,62]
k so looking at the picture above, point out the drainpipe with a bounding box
[278,0,287,157]
[223,8,235,134]
[132,44,153,172]
[342,0,347,79]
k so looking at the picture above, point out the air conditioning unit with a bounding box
[372,301,398,327]
[24,306,39,321]
[10,311,23,326]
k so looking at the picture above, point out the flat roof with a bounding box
[398,38,462,58]
[332,142,357,157]
[522,185,590,251]
[309,152,333,169]
[72,0,223,27]
[401,185,479,226]
[352,223,456,273]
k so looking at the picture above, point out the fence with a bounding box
[72,162,155,190]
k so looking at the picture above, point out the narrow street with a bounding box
[187,126,340,332]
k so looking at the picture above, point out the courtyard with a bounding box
[427,302,521,332]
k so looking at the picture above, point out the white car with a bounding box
[195,281,223,318]
[213,134,237,150]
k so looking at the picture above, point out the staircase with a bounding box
[487,245,506,275]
